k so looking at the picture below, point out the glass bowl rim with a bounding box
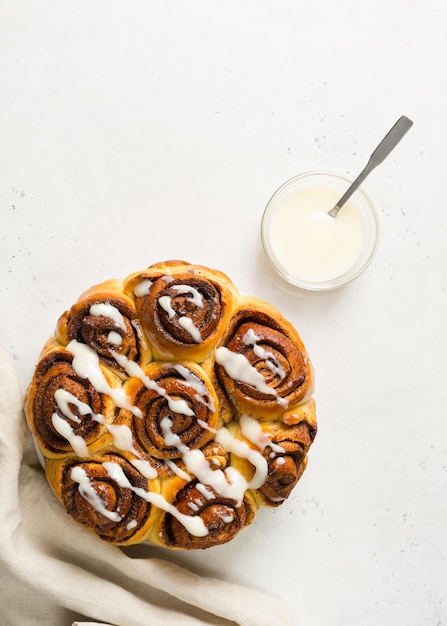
[260,170,380,291]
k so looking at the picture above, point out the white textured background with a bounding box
[0,1,446,624]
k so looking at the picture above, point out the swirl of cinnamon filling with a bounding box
[126,262,237,362]
[123,362,219,460]
[154,479,256,549]
[24,347,118,458]
[214,300,314,418]
[46,453,157,545]
[56,280,150,375]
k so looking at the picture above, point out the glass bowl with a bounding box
[261,171,380,291]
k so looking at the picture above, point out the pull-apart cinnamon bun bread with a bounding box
[25,260,317,550]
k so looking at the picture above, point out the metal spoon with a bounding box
[328,115,413,218]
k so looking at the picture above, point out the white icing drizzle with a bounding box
[126,519,138,531]
[107,423,138,454]
[161,417,186,449]
[160,416,268,506]
[158,285,204,343]
[214,427,268,490]
[196,482,216,500]
[178,316,202,343]
[102,461,208,537]
[51,413,90,457]
[275,456,286,465]
[89,302,127,331]
[158,295,176,318]
[107,424,158,479]
[54,388,105,424]
[131,319,144,340]
[111,351,193,417]
[130,459,159,480]
[172,284,204,307]
[70,466,122,522]
[197,419,217,433]
[89,303,128,348]
[107,331,123,346]
[215,346,288,408]
[164,459,191,481]
[134,279,153,297]
[66,340,143,419]
[242,328,286,380]
[173,364,216,412]
[50,390,107,456]
[240,414,285,454]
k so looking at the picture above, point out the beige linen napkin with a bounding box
[0,348,293,626]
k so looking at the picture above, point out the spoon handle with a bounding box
[328,115,413,218]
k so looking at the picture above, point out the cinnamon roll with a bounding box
[254,400,316,507]
[124,261,238,362]
[225,400,317,507]
[56,279,151,376]
[46,453,159,545]
[151,477,257,550]
[25,344,119,458]
[120,361,219,460]
[25,260,317,549]
[211,296,314,419]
